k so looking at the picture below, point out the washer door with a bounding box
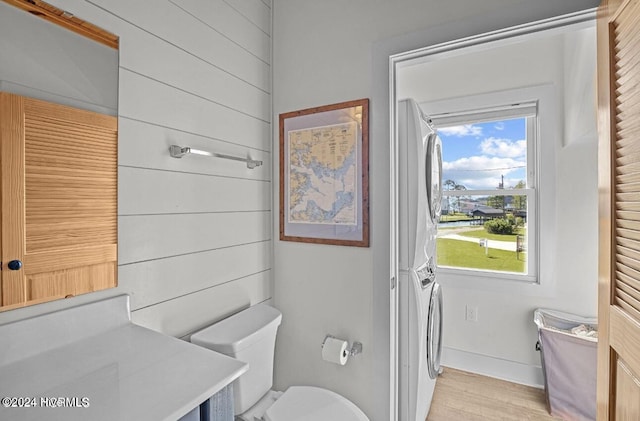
[426,282,443,380]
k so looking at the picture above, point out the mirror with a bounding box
[0,0,118,115]
[0,0,119,311]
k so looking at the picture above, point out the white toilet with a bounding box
[191,303,369,421]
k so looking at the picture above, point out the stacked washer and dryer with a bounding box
[397,98,444,421]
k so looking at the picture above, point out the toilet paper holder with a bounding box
[322,335,363,357]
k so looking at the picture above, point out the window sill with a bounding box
[436,266,544,294]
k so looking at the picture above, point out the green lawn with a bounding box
[455,228,525,242]
[437,238,525,273]
[440,213,472,222]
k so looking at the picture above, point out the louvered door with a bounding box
[597,0,640,419]
[0,93,117,310]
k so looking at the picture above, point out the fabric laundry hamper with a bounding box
[533,309,597,421]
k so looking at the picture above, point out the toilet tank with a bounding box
[191,304,282,414]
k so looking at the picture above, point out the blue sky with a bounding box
[438,117,527,190]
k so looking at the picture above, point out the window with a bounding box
[434,103,537,281]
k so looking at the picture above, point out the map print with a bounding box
[288,121,358,225]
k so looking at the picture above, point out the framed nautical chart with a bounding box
[279,99,369,247]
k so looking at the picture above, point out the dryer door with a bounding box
[425,133,443,224]
[426,282,443,379]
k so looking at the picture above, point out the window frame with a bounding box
[419,85,557,285]
[436,107,537,282]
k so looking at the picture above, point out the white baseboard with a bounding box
[441,346,545,388]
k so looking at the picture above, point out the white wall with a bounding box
[273,1,598,419]
[0,0,273,340]
[0,1,601,419]
[0,1,117,115]
[396,26,598,386]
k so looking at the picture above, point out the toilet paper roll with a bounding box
[322,337,349,365]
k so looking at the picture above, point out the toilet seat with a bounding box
[263,386,368,421]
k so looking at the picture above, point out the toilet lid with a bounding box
[263,386,369,421]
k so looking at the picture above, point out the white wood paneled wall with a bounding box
[45,0,272,337]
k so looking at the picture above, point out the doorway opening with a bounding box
[389,8,597,421]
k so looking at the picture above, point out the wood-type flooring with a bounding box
[427,368,563,420]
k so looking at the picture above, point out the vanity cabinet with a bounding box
[0,295,246,421]
[0,93,117,309]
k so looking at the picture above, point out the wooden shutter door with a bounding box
[597,0,640,419]
[0,93,117,308]
[0,93,26,306]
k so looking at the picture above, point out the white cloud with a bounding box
[443,156,526,190]
[455,177,501,190]
[456,178,523,190]
[494,122,505,131]
[438,124,482,137]
[479,137,526,158]
[443,155,524,172]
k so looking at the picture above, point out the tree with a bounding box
[444,179,457,191]
[486,195,505,210]
[512,180,527,211]
[484,217,515,235]
[443,179,467,213]
[453,184,466,212]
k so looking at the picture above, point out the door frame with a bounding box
[387,9,596,420]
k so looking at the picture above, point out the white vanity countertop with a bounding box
[0,295,247,421]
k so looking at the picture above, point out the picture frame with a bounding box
[279,98,369,247]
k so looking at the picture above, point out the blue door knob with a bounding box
[8,260,22,270]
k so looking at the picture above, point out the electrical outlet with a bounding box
[465,305,478,322]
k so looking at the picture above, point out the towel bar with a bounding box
[169,145,263,169]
